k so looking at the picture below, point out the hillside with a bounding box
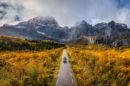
[0,36,64,86]
[0,36,64,51]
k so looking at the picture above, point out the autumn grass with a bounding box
[68,45,130,86]
[0,48,62,86]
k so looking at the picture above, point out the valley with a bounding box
[1,0,130,86]
[0,36,130,86]
[0,15,130,86]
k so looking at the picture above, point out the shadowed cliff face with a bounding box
[0,17,130,46]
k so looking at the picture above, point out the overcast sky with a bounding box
[0,0,130,27]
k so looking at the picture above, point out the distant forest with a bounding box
[0,36,64,51]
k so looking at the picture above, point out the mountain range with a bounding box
[0,16,130,46]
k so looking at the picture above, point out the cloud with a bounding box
[0,0,130,27]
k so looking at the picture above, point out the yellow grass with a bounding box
[68,45,130,86]
[0,48,62,86]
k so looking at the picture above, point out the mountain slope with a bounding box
[0,36,64,50]
[0,16,130,46]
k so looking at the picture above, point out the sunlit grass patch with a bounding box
[68,45,130,86]
[0,48,62,86]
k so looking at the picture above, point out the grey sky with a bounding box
[0,0,130,27]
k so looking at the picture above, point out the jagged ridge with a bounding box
[0,17,130,46]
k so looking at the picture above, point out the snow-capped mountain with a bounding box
[0,16,130,46]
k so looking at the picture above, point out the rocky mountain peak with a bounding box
[0,17,130,46]
[28,16,58,26]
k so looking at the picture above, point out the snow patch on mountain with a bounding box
[37,31,46,35]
